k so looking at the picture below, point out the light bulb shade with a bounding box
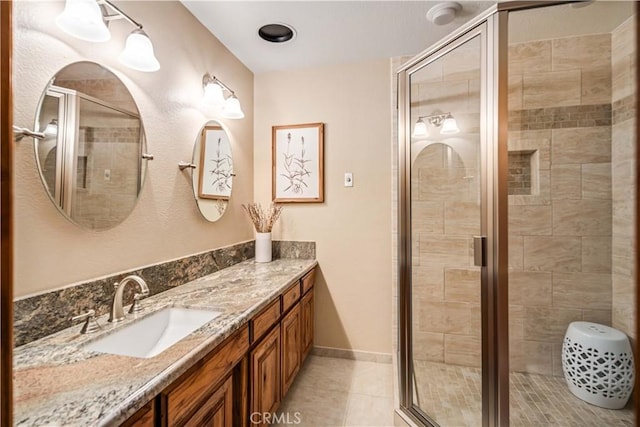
[440,116,460,134]
[203,82,225,107]
[44,120,58,137]
[222,95,245,119]
[56,0,110,42]
[412,119,428,137]
[118,30,160,72]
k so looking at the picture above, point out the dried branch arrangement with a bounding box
[242,202,283,233]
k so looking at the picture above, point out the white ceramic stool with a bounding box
[562,321,635,409]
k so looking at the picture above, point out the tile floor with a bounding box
[413,360,634,427]
[275,355,395,426]
[280,356,634,427]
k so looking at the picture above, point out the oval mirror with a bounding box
[34,61,149,231]
[190,121,233,222]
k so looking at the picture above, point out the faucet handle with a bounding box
[128,290,149,314]
[71,309,101,334]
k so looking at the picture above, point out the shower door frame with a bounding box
[398,2,637,426]
[397,8,508,426]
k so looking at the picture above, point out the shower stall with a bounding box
[396,2,637,426]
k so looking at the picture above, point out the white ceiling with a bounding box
[181,1,497,74]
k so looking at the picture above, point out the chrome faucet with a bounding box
[108,275,150,323]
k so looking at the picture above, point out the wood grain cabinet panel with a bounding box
[251,300,281,343]
[183,376,233,427]
[164,326,249,427]
[301,289,314,363]
[121,400,154,427]
[301,269,316,295]
[281,284,300,313]
[281,304,301,396]
[250,325,281,424]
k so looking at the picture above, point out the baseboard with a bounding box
[311,345,392,363]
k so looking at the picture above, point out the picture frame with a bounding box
[272,122,324,203]
[198,125,233,200]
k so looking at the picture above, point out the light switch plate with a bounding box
[344,172,353,187]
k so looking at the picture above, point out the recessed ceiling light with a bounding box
[258,23,295,43]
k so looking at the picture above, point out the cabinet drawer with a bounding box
[165,325,249,426]
[281,283,300,313]
[251,299,281,343]
[301,268,316,294]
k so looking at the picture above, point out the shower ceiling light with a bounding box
[426,2,462,26]
[413,112,460,137]
[56,0,160,72]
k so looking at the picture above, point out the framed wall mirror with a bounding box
[34,61,149,231]
[190,120,234,222]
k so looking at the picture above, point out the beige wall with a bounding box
[254,60,393,354]
[13,1,254,297]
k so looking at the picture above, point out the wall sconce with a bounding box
[202,73,245,119]
[56,0,160,72]
[412,112,460,137]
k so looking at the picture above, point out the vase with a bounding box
[255,232,272,263]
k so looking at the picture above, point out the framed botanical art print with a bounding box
[198,125,233,200]
[272,122,324,203]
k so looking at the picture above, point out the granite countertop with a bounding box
[13,258,318,427]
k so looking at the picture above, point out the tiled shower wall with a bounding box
[611,16,637,343]
[411,38,482,367]
[74,126,141,229]
[508,32,616,377]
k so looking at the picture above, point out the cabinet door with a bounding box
[121,400,154,427]
[251,325,281,422]
[301,289,314,363]
[183,376,233,427]
[281,304,301,396]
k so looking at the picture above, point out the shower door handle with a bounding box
[473,236,487,267]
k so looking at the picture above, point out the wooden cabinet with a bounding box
[300,289,314,363]
[119,267,317,427]
[251,299,281,343]
[281,304,301,396]
[183,376,233,427]
[250,325,281,422]
[121,401,154,427]
[162,325,249,427]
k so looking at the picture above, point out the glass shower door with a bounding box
[407,29,484,426]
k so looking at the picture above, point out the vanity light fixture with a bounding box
[56,0,160,72]
[43,119,59,137]
[202,73,245,119]
[413,112,460,137]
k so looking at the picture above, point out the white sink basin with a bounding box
[85,307,221,359]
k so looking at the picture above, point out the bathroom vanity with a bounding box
[13,259,317,426]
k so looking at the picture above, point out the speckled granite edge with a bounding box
[14,240,315,347]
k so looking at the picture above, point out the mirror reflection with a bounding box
[190,121,234,222]
[34,62,148,231]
